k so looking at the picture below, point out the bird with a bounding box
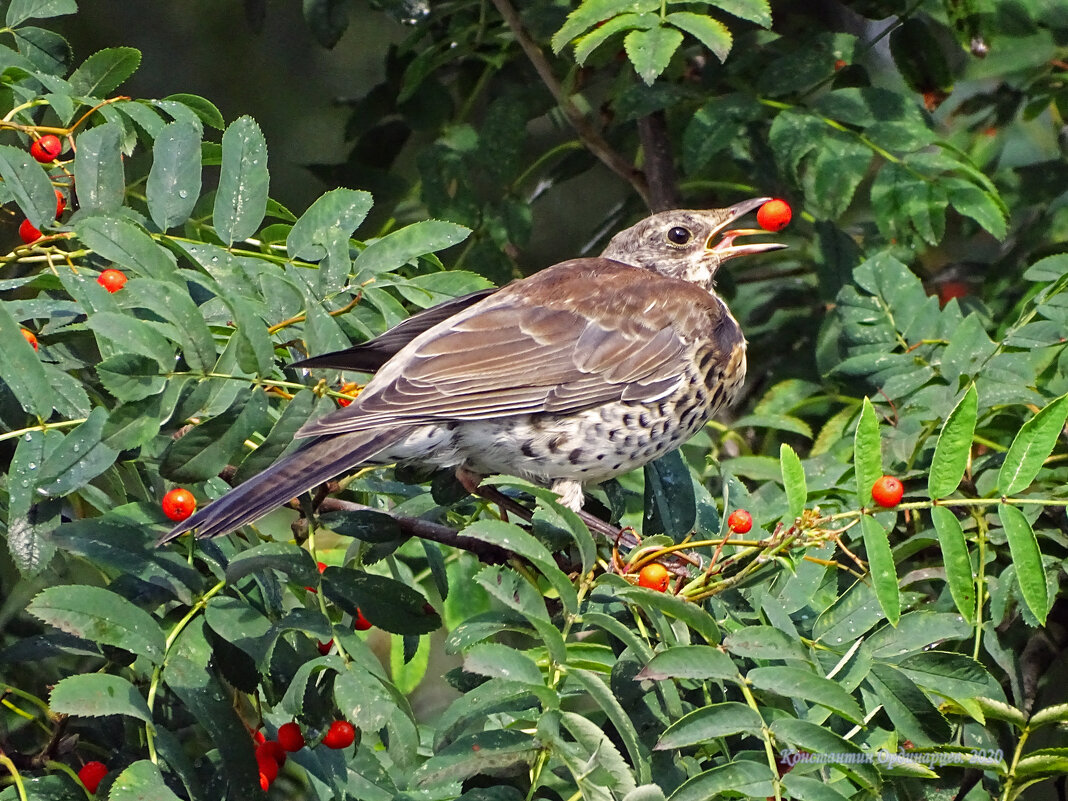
[157,199,786,545]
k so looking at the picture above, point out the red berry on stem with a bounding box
[30,134,62,163]
[162,487,197,521]
[252,729,266,745]
[337,381,360,407]
[756,199,792,232]
[637,563,670,592]
[256,750,279,786]
[277,722,305,752]
[727,509,753,534]
[354,608,373,631]
[97,269,127,293]
[19,219,41,244]
[21,328,38,350]
[78,761,108,794]
[871,475,904,508]
[256,740,287,767]
[322,720,356,749]
[55,190,66,217]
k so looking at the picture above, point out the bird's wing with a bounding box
[299,259,729,438]
[290,288,499,373]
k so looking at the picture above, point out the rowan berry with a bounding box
[727,509,753,533]
[162,488,197,521]
[322,720,356,749]
[30,134,62,163]
[871,475,904,508]
[756,199,792,232]
[97,269,127,293]
[637,563,670,592]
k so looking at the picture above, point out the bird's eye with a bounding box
[667,226,692,245]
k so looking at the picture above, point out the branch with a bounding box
[637,111,681,211]
[489,0,652,208]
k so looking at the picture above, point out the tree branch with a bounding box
[637,111,681,211]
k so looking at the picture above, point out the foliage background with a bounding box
[1,1,1067,801]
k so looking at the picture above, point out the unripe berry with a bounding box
[871,475,904,508]
[727,509,753,533]
[97,269,127,293]
[637,563,670,592]
[756,199,792,232]
[30,134,62,163]
[322,720,356,749]
[162,487,197,521]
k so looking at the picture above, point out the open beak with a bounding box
[708,197,788,260]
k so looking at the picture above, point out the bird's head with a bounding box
[600,199,787,290]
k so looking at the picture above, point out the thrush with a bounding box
[157,199,785,544]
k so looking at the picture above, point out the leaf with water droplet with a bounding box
[146,121,202,230]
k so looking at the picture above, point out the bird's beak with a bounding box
[707,197,788,260]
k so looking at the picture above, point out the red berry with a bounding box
[317,639,333,655]
[55,189,66,217]
[937,280,969,307]
[337,382,360,407]
[322,720,356,749]
[727,509,753,534]
[162,487,197,521]
[277,722,305,752]
[637,563,670,592]
[756,199,792,232]
[256,740,287,767]
[96,269,127,293]
[19,218,41,243]
[256,750,279,786]
[78,761,108,794]
[21,328,38,350]
[871,475,904,508]
[252,729,266,745]
[833,59,847,71]
[354,608,372,631]
[30,134,62,163]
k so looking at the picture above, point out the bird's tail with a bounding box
[156,427,414,545]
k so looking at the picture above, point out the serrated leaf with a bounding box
[6,432,55,576]
[233,390,316,483]
[656,702,763,750]
[624,25,683,85]
[224,541,320,585]
[162,93,225,129]
[6,0,77,26]
[723,625,811,662]
[68,47,140,95]
[929,384,977,499]
[945,176,1007,239]
[780,443,807,519]
[997,393,1068,494]
[334,662,395,732]
[322,566,441,635]
[567,668,648,783]
[636,645,738,681]
[769,109,824,181]
[108,761,183,801]
[0,299,52,416]
[412,730,541,789]
[854,397,882,504]
[557,710,638,797]
[643,449,696,541]
[861,514,900,625]
[812,134,872,217]
[96,353,166,402]
[930,506,975,620]
[607,575,720,644]
[0,143,58,228]
[50,673,153,725]
[573,13,657,65]
[146,121,202,230]
[28,585,166,662]
[463,642,543,686]
[433,679,537,751]
[473,565,566,662]
[748,666,864,723]
[867,662,951,744]
[75,215,177,279]
[288,187,372,261]
[551,0,660,52]
[159,388,268,481]
[711,0,772,27]
[682,93,760,175]
[85,312,175,372]
[668,761,776,801]
[74,122,125,212]
[665,12,731,61]
[124,278,216,371]
[998,503,1048,625]
[354,219,470,275]
[35,406,117,497]
[213,115,269,245]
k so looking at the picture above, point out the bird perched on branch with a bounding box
[157,199,785,545]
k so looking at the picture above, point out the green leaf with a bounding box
[567,668,649,783]
[811,134,872,217]
[463,642,543,686]
[75,215,177,279]
[643,450,696,541]
[35,407,117,497]
[554,711,638,798]
[96,353,166,402]
[85,312,175,372]
[334,662,394,732]
[854,397,882,505]
[74,122,125,212]
[14,25,71,75]
[287,187,372,260]
[607,575,720,644]
[412,730,541,790]
[870,161,948,245]
[573,13,657,65]
[213,115,269,245]
[928,385,977,499]
[656,702,763,749]
[28,585,166,662]
[944,176,1007,239]
[551,0,660,52]
[68,47,140,95]
[474,565,566,662]
[0,299,52,416]
[896,651,996,703]
[354,219,470,275]
[624,25,683,85]
[0,143,58,228]
[50,673,153,725]
[233,389,316,483]
[682,93,761,175]
[636,645,738,681]
[162,93,225,129]
[6,431,54,575]
[771,719,878,788]
[668,761,775,801]
[930,506,976,621]
[748,666,864,724]
[769,109,824,181]
[146,121,202,230]
[709,0,772,27]
[866,662,951,744]
[460,519,578,613]
[723,625,811,662]
[434,679,540,750]
[124,278,216,371]
[108,761,184,801]
[224,541,320,585]
[159,388,268,481]
[997,393,1068,494]
[780,443,807,519]
[6,0,77,26]
[322,567,441,635]
[861,514,900,625]
[665,12,732,61]
[998,503,1048,624]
